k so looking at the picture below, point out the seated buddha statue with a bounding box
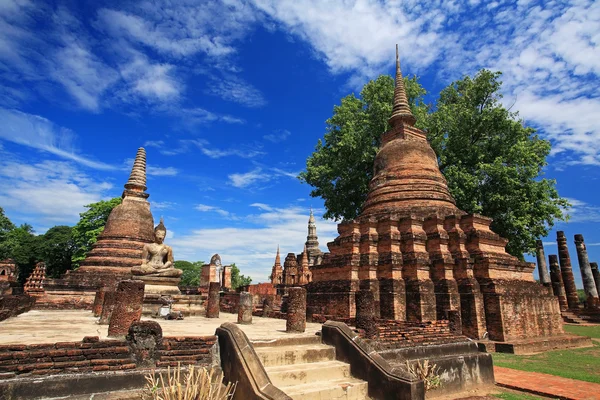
[132,218,182,278]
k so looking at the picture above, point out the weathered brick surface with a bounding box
[557,231,580,310]
[206,282,220,318]
[0,294,35,321]
[286,287,306,333]
[108,280,145,337]
[92,287,109,317]
[237,292,252,324]
[219,292,239,314]
[0,333,216,377]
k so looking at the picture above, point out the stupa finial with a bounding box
[123,147,148,198]
[389,44,416,127]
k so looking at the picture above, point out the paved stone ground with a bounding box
[494,366,600,400]
[0,310,322,344]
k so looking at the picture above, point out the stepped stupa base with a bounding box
[136,276,181,295]
[142,293,206,317]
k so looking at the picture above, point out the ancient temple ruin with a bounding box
[306,47,568,346]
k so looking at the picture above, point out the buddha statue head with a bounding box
[154,218,167,244]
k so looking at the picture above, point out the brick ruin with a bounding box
[537,233,600,321]
[306,47,566,344]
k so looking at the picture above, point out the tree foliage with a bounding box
[300,70,569,258]
[71,197,122,267]
[230,263,252,290]
[0,207,16,260]
[40,225,74,278]
[174,260,204,287]
[4,224,40,284]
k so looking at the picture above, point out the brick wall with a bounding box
[368,320,464,347]
[0,334,216,379]
[220,293,239,313]
[0,294,36,322]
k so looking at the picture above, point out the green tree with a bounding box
[174,260,204,286]
[230,263,252,290]
[299,75,428,221]
[426,70,569,257]
[300,71,568,258]
[4,224,40,284]
[71,197,122,267]
[39,225,74,278]
[0,206,16,260]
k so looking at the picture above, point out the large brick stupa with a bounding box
[307,47,571,346]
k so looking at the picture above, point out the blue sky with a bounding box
[0,0,599,285]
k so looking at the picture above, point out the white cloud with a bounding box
[228,168,271,188]
[206,76,266,107]
[0,159,113,226]
[263,129,291,143]
[564,198,600,223]
[171,204,338,282]
[0,108,116,170]
[196,204,235,219]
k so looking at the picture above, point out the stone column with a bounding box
[126,320,163,368]
[535,240,551,286]
[98,291,117,325]
[92,287,109,317]
[238,292,253,324]
[206,282,220,318]
[262,295,273,317]
[591,262,600,299]
[557,231,580,309]
[549,255,568,311]
[108,280,145,337]
[574,234,600,309]
[355,290,377,338]
[286,287,306,333]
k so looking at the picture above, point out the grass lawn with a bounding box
[563,324,600,339]
[493,392,549,400]
[492,342,600,384]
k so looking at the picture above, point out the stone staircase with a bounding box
[562,311,587,324]
[253,336,370,400]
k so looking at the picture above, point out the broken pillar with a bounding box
[574,234,600,309]
[237,291,253,324]
[355,290,377,338]
[98,291,117,325]
[92,287,109,317]
[286,287,306,333]
[206,281,220,318]
[262,295,273,317]
[535,240,551,286]
[591,262,600,299]
[108,280,145,337]
[126,320,163,368]
[549,255,568,311]
[557,231,580,309]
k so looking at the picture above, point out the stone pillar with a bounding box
[222,266,232,290]
[549,255,568,311]
[591,262,600,299]
[98,291,117,325]
[92,287,109,317]
[355,290,377,338]
[286,287,306,333]
[126,320,163,368]
[262,296,273,317]
[206,282,220,318]
[238,292,253,324]
[557,231,580,310]
[574,234,600,309]
[108,280,145,337]
[535,240,551,286]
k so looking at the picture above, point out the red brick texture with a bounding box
[108,280,145,337]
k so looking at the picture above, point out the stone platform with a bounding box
[0,310,323,344]
[477,334,593,354]
[136,276,181,295]
[142,293,205,316]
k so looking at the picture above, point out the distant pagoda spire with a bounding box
[305,208,319,253]
[388,44,416,128]
[275,245,281,267]
[123,147,149,199]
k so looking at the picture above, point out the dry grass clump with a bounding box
[143,363,236,400]
[406,359,441,391]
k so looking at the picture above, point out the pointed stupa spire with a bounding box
[309,207,315,223]
[389,44,416,127]
[275,245,281,266]
[123,147,148,198]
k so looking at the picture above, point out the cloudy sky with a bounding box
[0,0,598,284]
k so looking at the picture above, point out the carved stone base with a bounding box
[136,276,181,295]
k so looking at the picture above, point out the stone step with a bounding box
[255,344,335,367]
[282,378,369,400]
[251,335,322,348]
[266,360,351,386]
